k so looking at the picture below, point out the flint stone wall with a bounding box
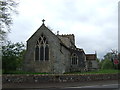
[2,74,119,83]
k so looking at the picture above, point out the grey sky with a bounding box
[8,0,118,59]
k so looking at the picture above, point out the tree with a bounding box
[118,53,120,70]
[101,59,114,69]
[0,0,18,41]
[99,59,105,69]
[99,50,119,70]
[104,52,113,61]
[2,41,25,73]
[96,58,100,69]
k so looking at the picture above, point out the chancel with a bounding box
[23,20,98,74]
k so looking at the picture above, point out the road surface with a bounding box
[2,80,120,90]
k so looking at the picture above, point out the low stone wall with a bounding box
[2,73,119,83]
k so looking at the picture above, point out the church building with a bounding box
[23,20,98,74]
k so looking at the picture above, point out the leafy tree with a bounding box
[96,58,100,69]
[104,50,119,69]
[118,53,120,70]
[104,52,113,61]
[0,0,18,41]
[101,59,114,69]
[99,59,105,69]
[2,41,25,73]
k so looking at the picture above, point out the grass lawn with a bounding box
[65,69,120,74]
[3,70,49,74]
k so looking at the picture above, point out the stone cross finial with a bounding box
[42,19,45,24]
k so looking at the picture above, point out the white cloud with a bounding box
[9,0,118,59]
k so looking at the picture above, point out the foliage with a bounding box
[99,59,104,69]
[118,62,120,70]
[100,51,119,70]
[117,53,120,70]
[96,58,100,68]
[2,41,25,73]
[0,0,18,41]
[104,52,113,61]
[101,59,114,69]
[96,58,100,63]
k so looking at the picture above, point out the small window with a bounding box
[71,53,78,65]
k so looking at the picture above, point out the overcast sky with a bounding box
[9,0,119,59]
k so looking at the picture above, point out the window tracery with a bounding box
[35,34,49,61]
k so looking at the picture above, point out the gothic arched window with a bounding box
[35,45,39,61]
[45,45,49,60]
[35,34,49,61]
[40,45,44,61]
[71,53,78,65]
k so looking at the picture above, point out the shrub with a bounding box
[101,59,114,69]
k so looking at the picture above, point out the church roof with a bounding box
[27,20,85,54]
[86,54,96,60]
[27,21,70,51]
[57,34,74,37]
[27,23,46,42]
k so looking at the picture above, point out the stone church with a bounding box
[23,20,98,74]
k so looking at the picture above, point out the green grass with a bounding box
[65,69,120,74]
[3,70,49,74]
